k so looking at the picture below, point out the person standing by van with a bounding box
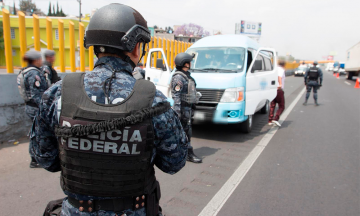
[17,50,48,168]
[268,60,286,127]
[171,53,202,163]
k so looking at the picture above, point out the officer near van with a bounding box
[303,61,323,106]
[17,50,48,168]
[30,3,188,216]
[171,53,202,163]
[43,49,61,85]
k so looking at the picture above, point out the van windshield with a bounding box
[186,47,246,73]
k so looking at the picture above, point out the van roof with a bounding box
[190,34,260,49]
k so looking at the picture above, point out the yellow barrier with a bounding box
[79,23,85,72]
[58,19,65,72]
[18,12,27,68]
[46,17,53,50]
[1,12,194,72]
[89,46,94,71]
[2,9,13,73]
[166,39,170,66]
[171,40,174,69]
[33,14,40,51]
[69,21,76,72]
[154,37,157,68]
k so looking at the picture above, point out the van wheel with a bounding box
[240,115,253,133]
[260,101,269,114]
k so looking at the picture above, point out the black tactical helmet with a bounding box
[175,53,194,67]
[84,3,151,67]
[313,61,318,65]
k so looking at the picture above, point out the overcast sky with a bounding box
[6,0,360,61]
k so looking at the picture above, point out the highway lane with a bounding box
[217,70,360,216]
[0,75,308,216]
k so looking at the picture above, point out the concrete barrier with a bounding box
[0,72,82,142]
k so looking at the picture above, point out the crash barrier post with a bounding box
[69,21,76,72]
[33,14,40,51]
[2,9,13,73]
[58,19,65,72]
[19,12,27,68]
[46,17,53,50]
[79,23,86,72]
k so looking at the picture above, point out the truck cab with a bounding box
[144,35,278,133]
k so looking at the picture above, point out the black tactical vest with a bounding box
[308,67,319,81]
[58,73,157,197]
[172,71,197,104]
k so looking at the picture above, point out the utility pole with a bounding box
[77,0,81,22]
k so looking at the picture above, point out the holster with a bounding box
[147,180,162,216]
[43,198,64,216]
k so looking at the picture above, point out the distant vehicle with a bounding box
[326,63,334,71]
[345,41,360,80]
[339,62,346,75]
[294,65,307,76]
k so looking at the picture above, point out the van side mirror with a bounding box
[251,60,263,73]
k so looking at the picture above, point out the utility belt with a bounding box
[25,101,38,108]
[67,180,161,215]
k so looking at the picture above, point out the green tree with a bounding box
[52,5,55,16]
[48,2,52,16]
[13,1,17,15]
[56,1,59,16]
[0,21,4,49]
[19,0,40,14]
[59,7,65,17]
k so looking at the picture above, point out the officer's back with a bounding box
[30,4,188,216]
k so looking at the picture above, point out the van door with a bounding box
[245,48,278,115]
[145,48,171,97]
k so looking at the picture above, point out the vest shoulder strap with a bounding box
[172,72,189,81]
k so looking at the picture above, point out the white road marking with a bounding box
[199,87,306,216]
[344,81,351,85]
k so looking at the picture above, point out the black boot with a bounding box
[30,157,41,168]
[187,148,202,163]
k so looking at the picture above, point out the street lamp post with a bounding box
[77,0,81,22]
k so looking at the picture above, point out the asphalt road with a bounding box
[0,70,359,216]
[218,71,360,216]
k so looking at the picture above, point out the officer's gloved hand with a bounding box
[196,92,202,104]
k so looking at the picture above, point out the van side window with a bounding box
[264,58,273,71]
[255,55,265,72]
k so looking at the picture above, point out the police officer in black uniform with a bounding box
[303,61,323,106]
[171,53,202,163]
[43,49,61,85]
[31,4,188,216]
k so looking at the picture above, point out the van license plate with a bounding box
[194,111,205,120]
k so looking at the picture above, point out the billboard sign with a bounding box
[235,20,262,36]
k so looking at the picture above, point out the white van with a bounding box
[144,35,278,133]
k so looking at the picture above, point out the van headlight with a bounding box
[220,87,244,103]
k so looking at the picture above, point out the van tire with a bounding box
[240,115,253,133]
[260,101,269,114]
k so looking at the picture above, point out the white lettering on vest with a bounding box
[80,139,92,150]
[104,142,118,153]
[129,130,142,142]
[112,98,124,104]
[123,129,129,142]
[68,137,79,149]
[118,143,130,154]
[93,140,104,152]
[107,130,121,141]
[131,144,141,155]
